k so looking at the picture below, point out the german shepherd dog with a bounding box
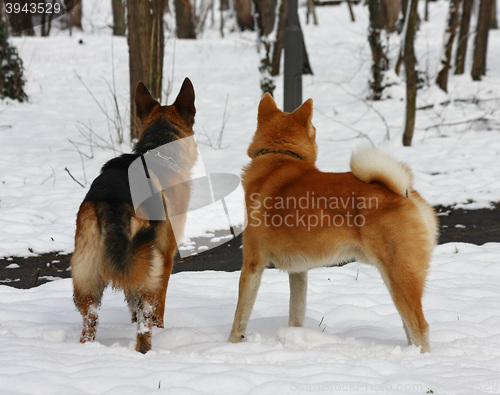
[229,93,437,352]
[71,78,198,353]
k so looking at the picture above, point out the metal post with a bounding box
[284,0,303,113]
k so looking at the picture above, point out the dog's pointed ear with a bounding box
[293,98,313,126]
[135,81,160,123]
[174,78,196,127]
[293,98,315,138]
[258,92,279,123]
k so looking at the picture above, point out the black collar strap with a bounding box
[255,148,302,160]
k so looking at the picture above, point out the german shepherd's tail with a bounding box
[350,147,413,197]
[96,203,162,291]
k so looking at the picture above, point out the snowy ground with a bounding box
[1,243,500,394]
[1,0,500,393]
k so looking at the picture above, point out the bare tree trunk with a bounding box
[368,0,389,100]
[235,0,254,30]
[454,0,473,74]
[271,0,288,76]
[41,0,57,37]
[127,0,165,140]
[402,0,419,146]
[269,0,313,78]
[64,0,82,36]
[8,0,34,36]
[220,0,230,10]
[401,0,409,19]
[254,0,278,95]
[306,0,318,24]
[254,0,277,36]
[491,0,498,28]
[436,0,461,92]
[151,0,165,97]
[112,0,126,36]
[175,0,196,38]
[471,0,492,80]
[71,0,83,30]
[346,0,356,22]
[380,0,400,32]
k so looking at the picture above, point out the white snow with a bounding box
[1,243,500,394]
[1,0,500,393]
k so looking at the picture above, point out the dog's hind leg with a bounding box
[228,252,265,343]
[125,291,138,323]
[134,292,155,354]
[71,202,107,343]
[73,283,105,343]
[377,257,430,353]
[288,271,308,327]
[153,253,174,328]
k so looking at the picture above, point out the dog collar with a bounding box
[255,148,302,160]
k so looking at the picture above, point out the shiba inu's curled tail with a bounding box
[350,147,413,197]
[97,203,162,291]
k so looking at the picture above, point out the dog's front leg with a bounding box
[288,271,308,327]
[228,255,265,343]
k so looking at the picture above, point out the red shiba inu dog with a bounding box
[71,78,198,353]
[229,93,437,352]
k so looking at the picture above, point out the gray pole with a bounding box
[284,0,303,113]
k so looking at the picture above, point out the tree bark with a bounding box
[71,0,83,30]
[346,0,356,22]
[235,0,254,30]
[380,0,400,32]
[8,0,34,36]
[254,0,277,36]
[254,0,278,95]
[127,0,165,140]
[454,0,473,74]
[306,0,318,24]
[175,0,196,38]
[491,0,498,29]
[271,0,288,76]
[402,0,419,146]
[471,0,492,80]
[368,0,389,100]
[436,0,461,92]
[112,0,126,36]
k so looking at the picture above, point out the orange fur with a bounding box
[229,93,438,353]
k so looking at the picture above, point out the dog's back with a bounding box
[72,153,163,293]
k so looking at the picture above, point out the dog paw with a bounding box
[228,333,244,343]
[153,317,164,328]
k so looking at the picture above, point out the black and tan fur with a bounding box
[71,78,197,353]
